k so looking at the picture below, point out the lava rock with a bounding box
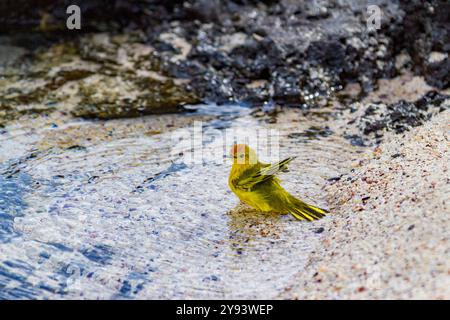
[2,0,449,111]
[356,91,450,143]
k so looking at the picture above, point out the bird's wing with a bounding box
[235,157,296,190]
[258,157,295,177]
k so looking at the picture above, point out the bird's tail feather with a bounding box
[286,195,328,221]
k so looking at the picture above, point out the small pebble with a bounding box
[314,227,325,234]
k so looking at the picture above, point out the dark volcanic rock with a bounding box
[353,91,449,144]
[397,0,450,89]
[144,0,448,103]
[425,59,450,89]
[164,0,403,104]
[1,0,449,110]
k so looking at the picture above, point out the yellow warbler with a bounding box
[228,144,328,221]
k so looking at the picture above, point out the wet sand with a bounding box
[282,110,449,299]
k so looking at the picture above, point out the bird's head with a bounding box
[230,144,258,164]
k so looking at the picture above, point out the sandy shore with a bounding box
[282,110,449,299]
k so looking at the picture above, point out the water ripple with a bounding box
[0,106,362,299]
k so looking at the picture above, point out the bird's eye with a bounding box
[239,154,244,158]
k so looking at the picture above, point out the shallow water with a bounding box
[0,104,361,299]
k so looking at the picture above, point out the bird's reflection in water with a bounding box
[226,203,285,255]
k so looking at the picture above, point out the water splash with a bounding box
[0,105,361,299]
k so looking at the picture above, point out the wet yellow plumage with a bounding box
[228,144,328,221]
